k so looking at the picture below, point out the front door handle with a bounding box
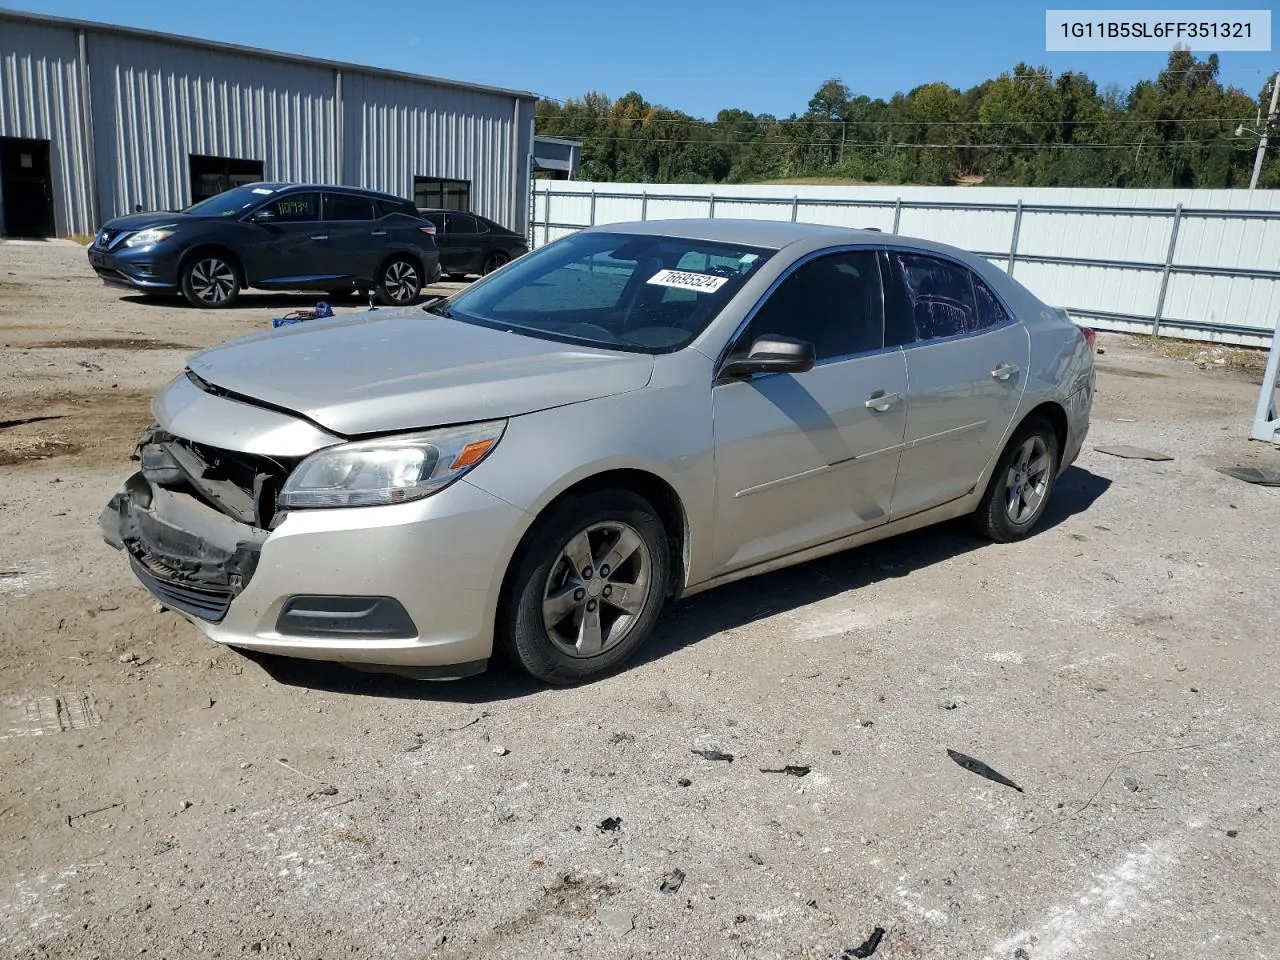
[370,230,388,237]
[310,234,329,241]
[864,390,901,412]
[991,362,1019,381]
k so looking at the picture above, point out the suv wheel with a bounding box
[504,490,670,685]
[181,254,241,308]
[376,257,421,305]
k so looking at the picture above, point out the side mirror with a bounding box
[720,335,816,379]
[249,208,276,224]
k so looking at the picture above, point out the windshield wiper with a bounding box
[421,297,452,318]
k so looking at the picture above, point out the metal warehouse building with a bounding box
[0,9,537,239]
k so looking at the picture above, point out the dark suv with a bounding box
[88,183,441,308]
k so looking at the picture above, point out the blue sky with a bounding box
[9,0,1276,115]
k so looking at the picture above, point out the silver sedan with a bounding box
[100,219,1095,684]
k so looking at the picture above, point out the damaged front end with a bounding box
[100,427,290,622]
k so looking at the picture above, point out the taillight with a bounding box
[1082,327,1097,353]
[419,224,436,236]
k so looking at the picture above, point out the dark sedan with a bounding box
[88,184,442,308]
[417,209,528,280]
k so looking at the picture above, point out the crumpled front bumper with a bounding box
[100,473,265,622]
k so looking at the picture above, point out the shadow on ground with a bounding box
[248,466,1112,704]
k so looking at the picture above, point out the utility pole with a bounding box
[1250,71,1279,193]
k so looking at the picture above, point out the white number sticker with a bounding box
[647,269,728,293]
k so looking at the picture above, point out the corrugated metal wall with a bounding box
[86,31,339,221]
[342,72,519,231]
[533,181,1280,346]
[0,13,534,238]
[0,18,92,235]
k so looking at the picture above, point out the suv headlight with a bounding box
[124,227,176,248]
[278,420,506,509]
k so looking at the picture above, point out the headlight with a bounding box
[124,227,176,248]
[278,420,506,509]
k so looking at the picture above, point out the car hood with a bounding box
[100,212,193,233]
[185,308,655,437]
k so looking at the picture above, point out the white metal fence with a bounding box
[531,182,1280,347]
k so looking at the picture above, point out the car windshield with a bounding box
[442,231,774,353]
[182,185,276,218]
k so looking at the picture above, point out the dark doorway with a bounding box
[0,137,55,238]
[413,176,470,212]
[188,154,265,204]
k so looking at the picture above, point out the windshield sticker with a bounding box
[739,253,759,265]
[251,187,275,195]
[647,269,729,293]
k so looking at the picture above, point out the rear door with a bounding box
[441,213,485,275]
[884,250,1030,517]
[320,192,382,283]
[710,249,909,573]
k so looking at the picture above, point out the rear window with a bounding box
[444,231,774,353]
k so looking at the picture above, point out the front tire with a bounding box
[504,490,670,685]
[375,256,422,305]
[972,416,1060,542]
[180,254,241,308]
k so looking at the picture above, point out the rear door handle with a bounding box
[991,362,1019,381]
[370,230,388,237]
[310,234,329,241]
[864,390,901,412]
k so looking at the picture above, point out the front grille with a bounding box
[130,557,233,622]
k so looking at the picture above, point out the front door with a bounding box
[882,250,1030,517]
[0,138,55,238]
[439,212,485,275]
[242,191,326,286]
[710,249,908,573]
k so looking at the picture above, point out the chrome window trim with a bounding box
[713,243,890,382]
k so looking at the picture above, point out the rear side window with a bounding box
[375,198,415,218]
[323,193,374,221]
[733,251,884,362]
[268,192,319,222]
[973,277,1011,329]
[445,213,480,234]
[885,252,978,344]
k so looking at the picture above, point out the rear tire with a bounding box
[972,415,1060,542]
[482,251,510,275]
[503,490,670,686]
[180,254,241,308]
[375,256,422,305]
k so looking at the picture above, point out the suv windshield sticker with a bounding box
[251,187,275,195]
[647,269,729,293]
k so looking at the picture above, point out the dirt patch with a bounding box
[24,337,194,351]
[0,434,81,465]
[1095,364,1167,380]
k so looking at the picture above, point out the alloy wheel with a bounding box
[1005,435,1052,524]
[541,521,653,658]
[383,260,419,302]
[189,258,236,304]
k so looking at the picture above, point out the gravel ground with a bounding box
[2,238,1279,960]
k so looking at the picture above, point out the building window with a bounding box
[189,155,264,204]
[413,176,470,212]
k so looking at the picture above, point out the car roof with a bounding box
[580,217,962,255]
[273,183,414,204]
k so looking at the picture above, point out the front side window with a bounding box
[886,252,977,343]
[444,231,774,353]
[323,193,374,221]
[731,250,884,362]
[269,192,319,223]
